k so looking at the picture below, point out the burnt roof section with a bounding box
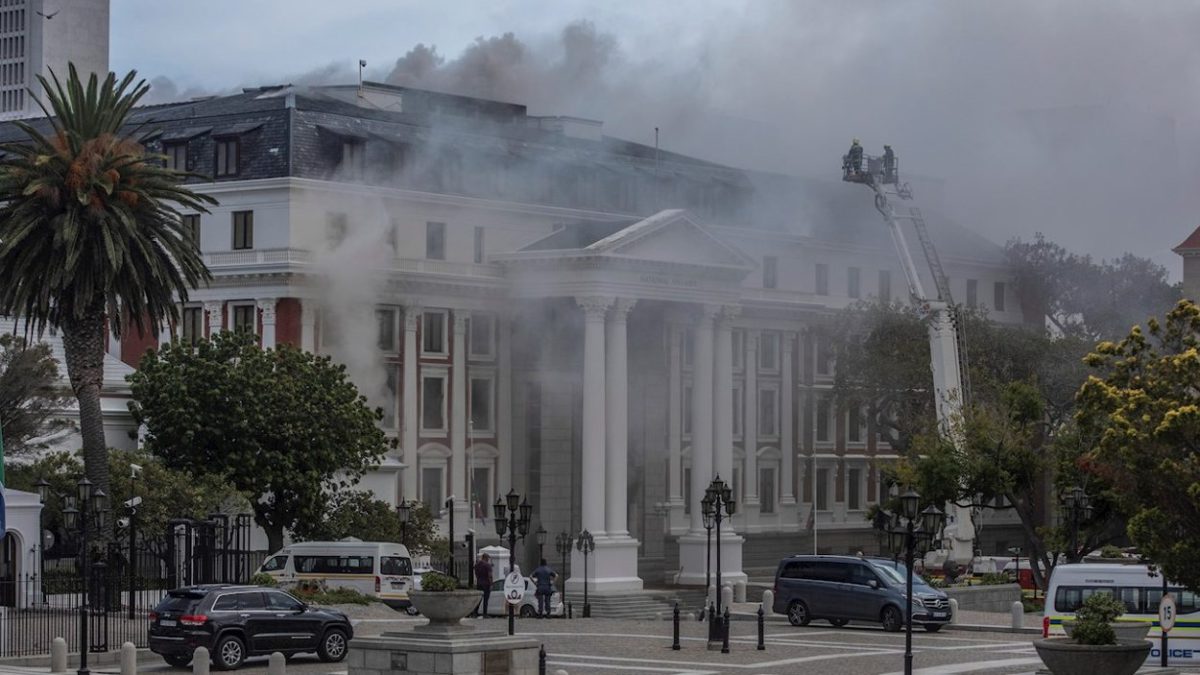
[521,219,640,251]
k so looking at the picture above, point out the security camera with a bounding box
[124,496,143,509]
[130,464,143,478]
[117,517,130,529]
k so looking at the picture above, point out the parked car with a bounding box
[484,576,564,618]
[255,540,414,611]
[148,585,354,670]
[772,555,952,632]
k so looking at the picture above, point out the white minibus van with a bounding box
[1044,563,1200,666]
[256,541,415,610]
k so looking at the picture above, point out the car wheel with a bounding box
[519,605,536,618]
[829,618,849,627]
[787,600,811,627]
[212,635,245,671]
[318,628,349,663]
[881,606,903,633]
[923,623,943,633]
[163,654,192,668]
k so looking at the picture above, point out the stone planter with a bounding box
[1033,638,1151,675]
[408,590,483,625]
[1062,620,1151,642]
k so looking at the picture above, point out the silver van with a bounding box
[772,555,952,632]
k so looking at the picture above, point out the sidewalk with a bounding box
[726,601,1043,633]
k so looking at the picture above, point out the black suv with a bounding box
[148,585,353,670]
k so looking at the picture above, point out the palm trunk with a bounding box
[60,304,112,496]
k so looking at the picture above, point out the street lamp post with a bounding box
[396,500,411,546]
[554,531,571,593]
[701,476,736,650]
[701,493,714,602]
[535,526,547,566]
[493,490,532,636]
[445,496,456,582]
[57,477,108,675]
[1061,486,1093,562]
[576,530,595,618]
[884,489,946,675]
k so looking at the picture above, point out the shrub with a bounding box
[1099,545,1125,559]
[978,573,1010,586]
[925,577,948,589]
[420,571,459,592]
[294,586,374,605]
[1071,593,1125,646]
[250,573,278,587]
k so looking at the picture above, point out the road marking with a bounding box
[549,661,714,674]
[878,656,1044,674]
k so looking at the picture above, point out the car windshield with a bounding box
[870,560,935,590]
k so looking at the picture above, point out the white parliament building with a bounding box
[0,82,1029,592]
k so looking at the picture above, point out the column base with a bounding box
[674,531,747,587]
[667,500,688,536]
[565,534,643,593]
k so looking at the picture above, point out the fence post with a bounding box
[120,641,136,675]
[949,598,959,624]
[672,602,680,651]
[567,602,572,619]
[268,651,286,675]
[538,644,546,675]
[721,607,731,654]
[50,637,67,673]
[757,605,765,650]
[192,646,210,675]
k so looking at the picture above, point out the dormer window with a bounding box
[215,137,239,177]
[342,140,365,178]
[164,142,188,171]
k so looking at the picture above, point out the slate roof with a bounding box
[1174,225,1200,252]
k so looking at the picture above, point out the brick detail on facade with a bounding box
[275,298,302,347]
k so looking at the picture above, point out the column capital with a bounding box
[256,298,276,322]
[404,305,424,331]
[718,304,741,325]
[696,303,722,324]
[576,295,614,320]
[609,298,637,321]
[453,311,469,334]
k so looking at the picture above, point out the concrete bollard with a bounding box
[735,580,747,604]
[50,637,67,673]
[721,584,734,609]
[949,598,960,624]
[268,652,286,675]
[121,642,137,675]
[708,584,717,606]
[762,590,774,615]
[1011,601,1023,631]
[193,646,210,675]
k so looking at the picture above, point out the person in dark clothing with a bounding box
[882,144,896,182]
[530,558,557,618]
[473,553,494,617]
[848,139,863,175]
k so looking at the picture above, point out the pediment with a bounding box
[586,210,753,269]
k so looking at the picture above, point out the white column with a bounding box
[743,330,760,531]
[714,306,737,501]
[667,323,685,534]
[689,305,716,535]
[496,315,512,502]
[401,306,422,501]
[451,311,469,538]
[300,300,317,353]
[204,301,223,337]
[781,332,797,529]
[576,296,610,535]
[605,298,635,536]
[257,299,277,349]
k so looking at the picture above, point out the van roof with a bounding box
[277,541,411,552]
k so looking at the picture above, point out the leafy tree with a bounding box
[0,65,216,493]
[1077,299,1200,589]
[293,491,441,554]
[5,449,244,562]
[1007,233,1179,340]
[127,331,396,551]
[0,333,71,453]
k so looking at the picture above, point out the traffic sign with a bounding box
[503,571,525,606]
[1160,594,1177,633]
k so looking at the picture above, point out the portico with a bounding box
[496,209,754,591]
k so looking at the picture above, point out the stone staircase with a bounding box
[561,591,678,619]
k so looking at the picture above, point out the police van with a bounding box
[255,541,415,610]
[1044,563,1200,665]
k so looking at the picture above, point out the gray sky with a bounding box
[111,1,1200,277]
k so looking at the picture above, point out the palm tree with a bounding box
[0,65,216,493]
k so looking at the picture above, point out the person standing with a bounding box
[473,553,494,617]
[531,558,557,618]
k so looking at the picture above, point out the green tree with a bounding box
[0,333,71,453]
[5,449,245,561]
[1077,299,1200,589]
[127,331,396,551]
[0,65,217,493]
[293,491,442,554]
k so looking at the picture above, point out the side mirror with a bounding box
[868,579,879,589]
